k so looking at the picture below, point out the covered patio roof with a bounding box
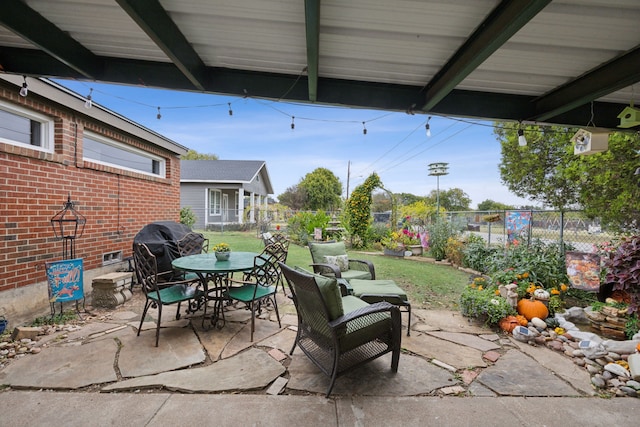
[1,0,639,130]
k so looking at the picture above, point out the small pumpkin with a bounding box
[517,298,549,321]
[533,288,550,301]
[544,317,560,329]
[499,316,520,333]
[515,315,529,326]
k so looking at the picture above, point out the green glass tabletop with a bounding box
[172,252,258,273]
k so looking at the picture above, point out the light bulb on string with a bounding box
[228,102,233,116]
[156,107,162,120]
[518,128,527,146]
[84,88,93,109]
[19,75,28,97]
[425,116,432,137]
[291,116,295,130]
[362,121,367,135]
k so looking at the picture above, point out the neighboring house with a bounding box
[180,160,273,230]
[0,74,188,326]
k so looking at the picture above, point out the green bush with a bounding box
[180,206,197,228]
[286,211,330,245]
[459,281,516,325]
[462,240,499,273]
[427,220,456,261]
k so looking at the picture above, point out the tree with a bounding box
[496,123,640,232]
[182,149,218,160]
[299,168,343,211]
[565,132,640,232]
[278,185,307,210]
[496,123,580,210]
[371,191,393,213]
[425,188,471,211]
[477,199,515,211]
[345,173,382,247]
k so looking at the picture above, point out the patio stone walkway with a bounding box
[0,288,597,399]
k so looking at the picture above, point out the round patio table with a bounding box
[172,252,258,329]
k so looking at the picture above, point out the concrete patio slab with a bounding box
[221,320,284,359]
[476,349,580,396]
[287,352,455,396]
[103,348,285,393]
[412,309,488,334]
[0,338,118,389]
[402,332,487,369]
[118,327,205,378]
[426,330,501,352]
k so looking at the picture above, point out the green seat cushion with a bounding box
[309,241,347,263]
[340,269,372,281]
[149,284,202,304]
[294,266,344,320]
[349,279,408,302]
[339,295,391,352]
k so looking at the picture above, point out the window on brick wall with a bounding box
[83,131,165,177]
[0,100,53,152]
[209,189,221,215]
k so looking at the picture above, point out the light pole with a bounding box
[428,162,449,218]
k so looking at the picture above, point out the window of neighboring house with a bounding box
[209,189,221,215]
[83,131,164,177]
[0,100,53,152]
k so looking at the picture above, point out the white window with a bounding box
[209,189,221,215]
[0,100,53,152]
[83,131,164,177]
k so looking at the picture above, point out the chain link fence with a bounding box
[447,210,610,253]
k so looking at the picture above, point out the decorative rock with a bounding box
[591,375,606,388]
[574,358,586,367]
[602,370,613,380]
[604,363,630,378]
[619,386,638,397]
[531,317,547,329]
[30,347,41,354]
[595,358,608,367]
[572,349,584,357]
[586,364,602,375]
[626,380,640,390]
[608,352,621,360]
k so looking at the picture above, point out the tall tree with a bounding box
[299,168,343,211]
[182,149,218,160]
[477,199,515,211]
[425,188,471,211]
[496,123,580,210]
[277,185,307,210]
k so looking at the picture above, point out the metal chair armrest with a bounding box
[328,301,398,329]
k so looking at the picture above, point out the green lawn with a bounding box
[203,231,471,311]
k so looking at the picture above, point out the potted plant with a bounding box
[603,235,640,317]
[212,242,231,261]
[381,231,405,257]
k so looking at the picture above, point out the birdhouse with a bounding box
[617,106,640,128]
[571,128,609,155]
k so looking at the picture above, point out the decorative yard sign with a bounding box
[46,258,84,303]
[565,251,601,292]
[506,211,531,244]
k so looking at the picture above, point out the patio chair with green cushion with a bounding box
[308,241,375,281]
[280,263,401,397]
[134,243,204,347]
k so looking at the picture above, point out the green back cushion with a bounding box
[309,241,347,264]
[294,266,344,320]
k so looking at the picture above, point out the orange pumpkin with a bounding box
[517,298,548,321]
[515,315,529,326]
[499,316,520,333]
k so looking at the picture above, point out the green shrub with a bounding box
[428,220,456,261]
[180,206,197,228]
[459,282,516,325]
[286,211,330,245]
[462,240,499,273]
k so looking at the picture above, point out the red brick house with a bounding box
[0,74,188,326]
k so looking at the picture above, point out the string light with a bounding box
[518,128,527,146]
[19,75,28,97]
[228,102,233,116]
[156,106,161,120]
[425,116,432,137]
[291,116,295,130]
[84,88,93,109]
[362,121,367,135]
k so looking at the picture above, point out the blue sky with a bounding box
[55,79,533,209]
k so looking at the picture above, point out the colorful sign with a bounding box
[46,258,84,303]
[565,251,601,292]
[506,211,531,244]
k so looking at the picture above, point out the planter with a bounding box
[215,251,231,261]
[383,248,405,257]
[407,245,423,256]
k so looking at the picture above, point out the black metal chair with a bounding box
[280,263,401,397]
[134,243,204,347]
[227,251,282,341]
[176,232,209,256]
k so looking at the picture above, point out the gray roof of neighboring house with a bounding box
[180,160,273,193]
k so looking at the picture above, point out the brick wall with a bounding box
[0,80,183,322]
